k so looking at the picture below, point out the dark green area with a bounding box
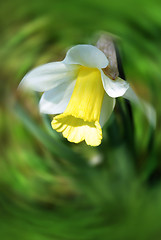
[1,0,161,239]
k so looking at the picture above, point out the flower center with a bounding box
[51,66,105,146]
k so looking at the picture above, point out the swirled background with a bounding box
[1,0,161,239]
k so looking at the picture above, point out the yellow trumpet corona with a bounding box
[52,66,105,146]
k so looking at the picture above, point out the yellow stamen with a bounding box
[52,66,105,146]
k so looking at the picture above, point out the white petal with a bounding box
[63,45,109,69]
[101,71,129,98]
[100,94,116,127]
[123,86,156,128]
[39,80,76,114]
[19,62,79,92]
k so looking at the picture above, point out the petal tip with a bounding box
[64,44,109,69]
[101,72,129,98]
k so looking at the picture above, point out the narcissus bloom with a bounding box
[19,45,137,146]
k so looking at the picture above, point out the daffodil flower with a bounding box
[20,44,155,146]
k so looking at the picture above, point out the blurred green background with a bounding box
[1,0,161,239]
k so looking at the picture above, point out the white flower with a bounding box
[19,44,155,146]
